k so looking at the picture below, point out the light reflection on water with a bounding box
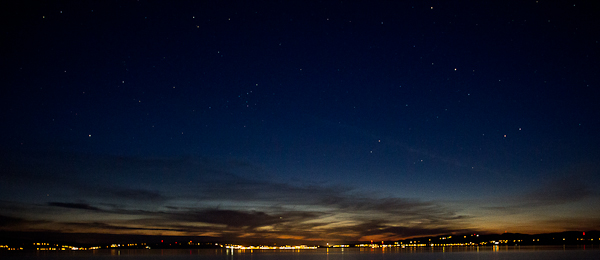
[1,246,600,260]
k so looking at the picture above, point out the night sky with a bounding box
[1,0,599,244]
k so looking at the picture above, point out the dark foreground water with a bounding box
[2,246,600,260]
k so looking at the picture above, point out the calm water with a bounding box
[2,246,600,260]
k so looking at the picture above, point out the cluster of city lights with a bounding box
[225,245,317,250]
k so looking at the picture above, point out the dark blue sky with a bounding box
[1,0,599,244]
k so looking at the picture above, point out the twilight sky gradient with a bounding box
[1,0,599,244]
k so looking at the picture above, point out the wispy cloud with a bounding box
[48,202,101,211]
[0,214,50,232]
[99,187,168,203]
[0,215,28,227]
[0,150,471,242]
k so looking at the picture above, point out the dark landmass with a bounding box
[0,230,598,250]
[0,231,221,249]
[393,231,600,246]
